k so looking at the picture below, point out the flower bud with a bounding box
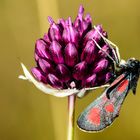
[58,18,66,30]
[34,53,39,61]
[62,17,79,45]
[43,33,51,45]
[56,64,71,82]
[74,5,92,37]
[38,58,53,74]
[85,13,92,25]
[49,40,64,64]
[82,74,97,87]
[35,39,51,60]
[92,59,109,73]
[74,5,84,29]
[83,25,103,45]
[31,67,47,83]
[98,44,111,57]
[105,72,112,83]
[64,43,78,67]
[47,73,63,89]
[48,16,62,42]
[81,40,97,64]
[97,72,112,85]
[73,61,87,80]
[103,31,108,38]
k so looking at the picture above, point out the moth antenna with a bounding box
[114,46,121,64]
[92,39,117,70]
[94,25,121,65]
[94,25,117,47]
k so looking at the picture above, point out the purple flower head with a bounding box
[31,5,115,89]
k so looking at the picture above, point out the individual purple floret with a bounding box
[31,5,115,89]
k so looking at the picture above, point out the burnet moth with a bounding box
[77,25,140,132]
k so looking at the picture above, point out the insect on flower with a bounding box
[77,26,140,132]
[18,5,140,133]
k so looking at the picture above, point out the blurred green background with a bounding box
[0,0,140,140]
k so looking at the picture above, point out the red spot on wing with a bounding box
[105,103,114,113]
[87,107,101,126]
[117,79,129,93]
[110,74,125,87]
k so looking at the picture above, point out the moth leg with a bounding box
[132,75,139,95]
[132,82,137,95]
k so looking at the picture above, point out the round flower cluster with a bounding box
[31,5,114,89]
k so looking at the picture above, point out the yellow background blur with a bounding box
[0,0,140,140]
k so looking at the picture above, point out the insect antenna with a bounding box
[92,39,117,71]
[94,25,121,65]
[92,39,115,63]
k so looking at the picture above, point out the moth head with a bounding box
[127,58,140,74]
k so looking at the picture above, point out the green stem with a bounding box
[67,95,76,140]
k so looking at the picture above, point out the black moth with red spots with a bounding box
[77,58,140,131]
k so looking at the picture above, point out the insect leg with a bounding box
[129,73,139,95]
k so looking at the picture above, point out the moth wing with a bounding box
[77,74,130,132]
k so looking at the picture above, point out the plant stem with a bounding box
[67,95,76,140]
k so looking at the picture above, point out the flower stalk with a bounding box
[67,95,76,140]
